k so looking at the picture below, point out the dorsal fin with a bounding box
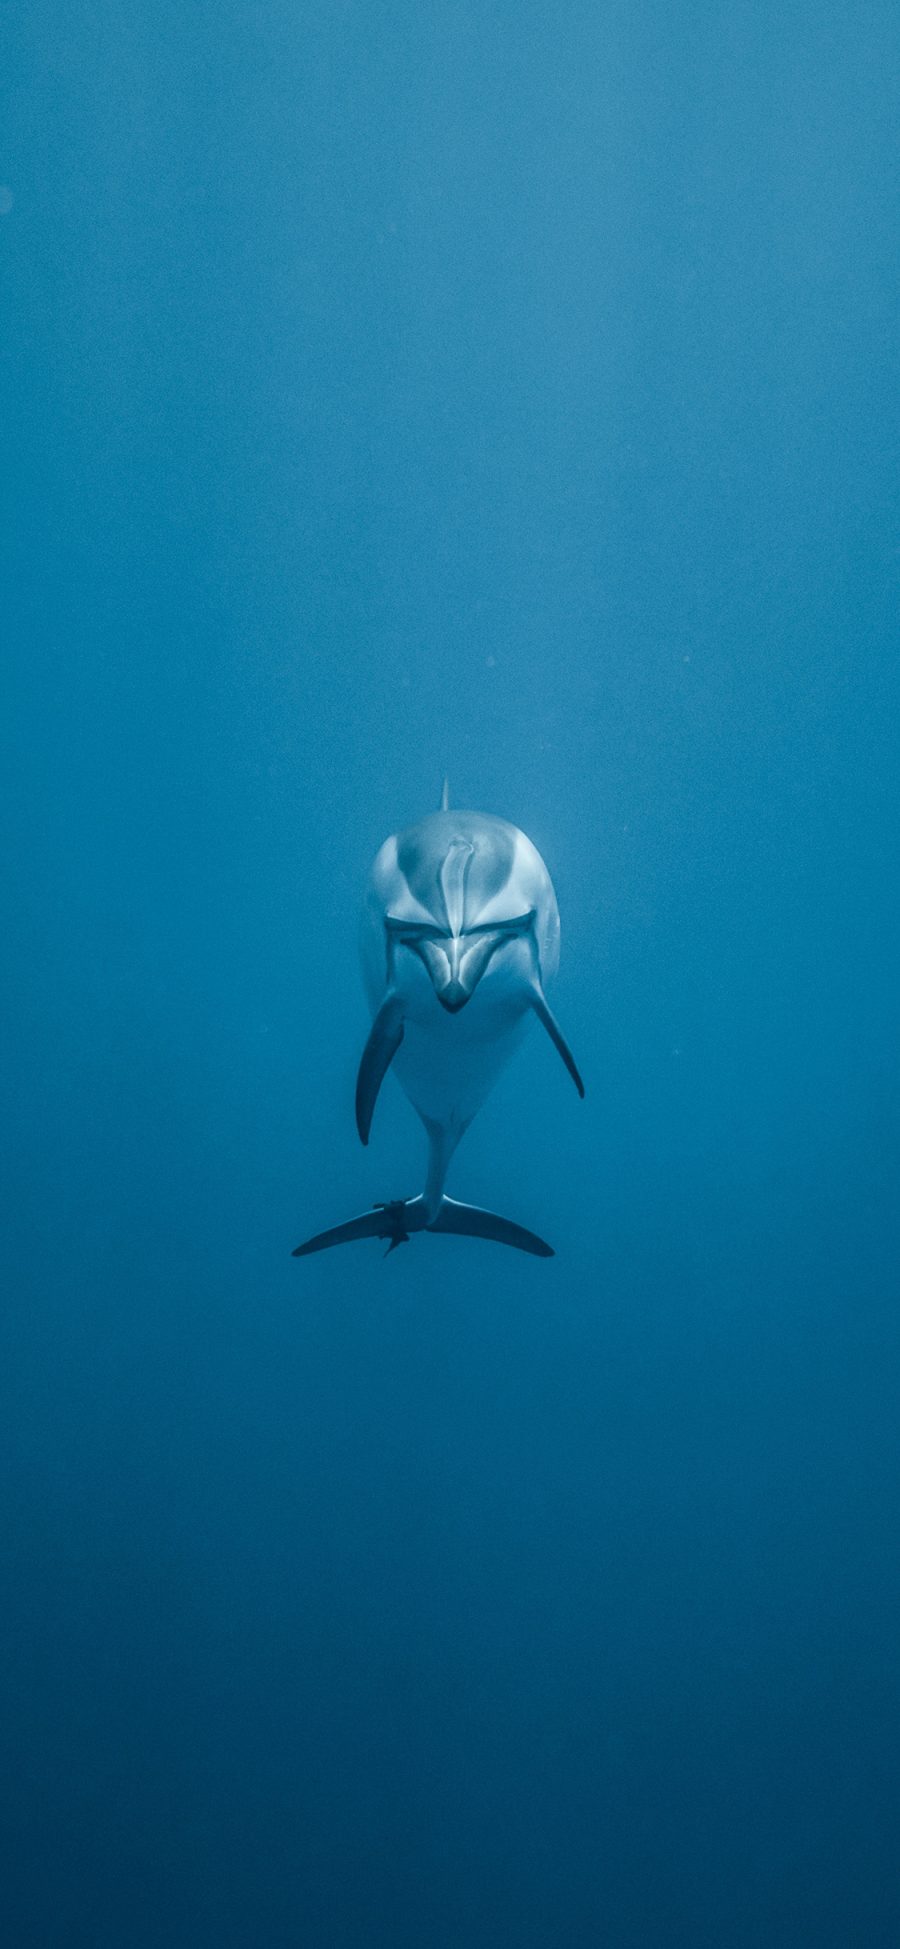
[440,776,450,811]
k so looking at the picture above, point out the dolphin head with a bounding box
[361,809,560,1015]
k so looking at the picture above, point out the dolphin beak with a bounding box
[434,930,503,1011]
[437,978,469,1013]
[404,930,498,1012]
[434,935,477,1012]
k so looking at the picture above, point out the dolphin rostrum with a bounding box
[293,787,584,1259]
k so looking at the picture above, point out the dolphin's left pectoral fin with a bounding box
[528,983,585,1097]
[355,992,404,1144]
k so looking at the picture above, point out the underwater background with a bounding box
[3,2,899,1943]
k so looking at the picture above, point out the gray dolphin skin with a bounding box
[293,785,584,1259]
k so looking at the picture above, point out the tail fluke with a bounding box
[293,1199,414,1258]
[427,1196,554,1256]
[293,1194,554,1259]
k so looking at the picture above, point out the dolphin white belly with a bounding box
[388,945,531,1128]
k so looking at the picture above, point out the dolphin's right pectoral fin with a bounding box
[355,992,404,1144]
[427,1197,554,1257]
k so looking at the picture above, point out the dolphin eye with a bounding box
[462,910,535,940]
[384,917,446,944]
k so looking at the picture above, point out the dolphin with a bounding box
[293,785,584,1259]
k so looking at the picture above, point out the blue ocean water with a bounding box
[2,3,899,1943]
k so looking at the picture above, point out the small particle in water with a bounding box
[0,187,13,216]
[485,654,496,667]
